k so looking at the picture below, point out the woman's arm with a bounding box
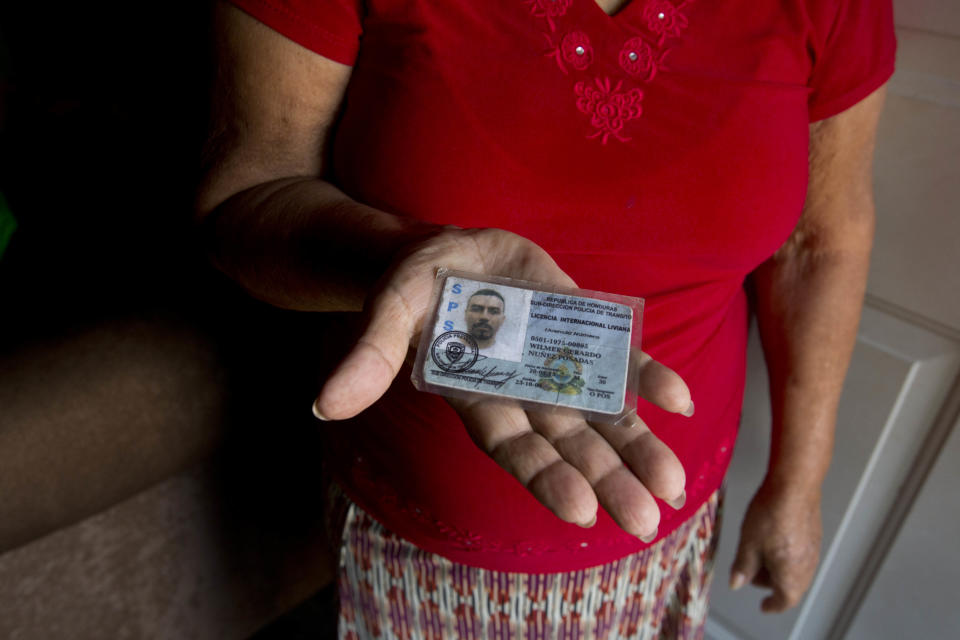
[731,86,887,612]
[197,2,438,312]
[199,2,691,537]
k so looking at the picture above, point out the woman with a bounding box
[196,0,894,636]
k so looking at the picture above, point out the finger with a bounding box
[761,588,792,613]
[314,281,422,420]
[730,538,762,591]
[528,411,660,538]
[631,351,693,416]
[455,399,597,527]
[761,560,804,611]
[488,236,579,290]
[590,414,686,505]
[751,566,774,588]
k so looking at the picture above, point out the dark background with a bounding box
[0,6,340,635]
[0,2,214,317]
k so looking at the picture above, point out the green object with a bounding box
[0,191,16,260]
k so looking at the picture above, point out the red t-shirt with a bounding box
[230,0,895,572]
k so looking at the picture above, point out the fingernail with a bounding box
[638,527,658,544]
[730,572,746,591]
[666,490,686,510]
[681,401,695,417]
[312,399,330,421]
[578,515,597,529]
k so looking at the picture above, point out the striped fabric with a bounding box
[331,488,722,640]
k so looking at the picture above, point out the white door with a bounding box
[705,2,960,638]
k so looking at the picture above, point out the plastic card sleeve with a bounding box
[411,269,644,426]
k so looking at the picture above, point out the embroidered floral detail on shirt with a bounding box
[435,521,489,552]
[514,540,553,557]
[525,0,696,143]
[524,0,572,32]
[643,0,688,45]
[575,77,644,144]
[618,37,658,81]
[557,31,594,72]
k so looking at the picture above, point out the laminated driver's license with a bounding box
[411,270,643,421]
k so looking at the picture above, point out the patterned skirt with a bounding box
[329,484,722,640]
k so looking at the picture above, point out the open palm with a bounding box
[314,227,691,538]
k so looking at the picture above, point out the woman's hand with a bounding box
[312,226,692,537]
[730,482,823,612]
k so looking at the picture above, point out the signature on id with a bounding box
[462,359,521,389]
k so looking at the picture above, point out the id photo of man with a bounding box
[465,289,506,351]
[462,285,530,362]
[434,280,531,364]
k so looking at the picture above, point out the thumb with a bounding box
[730,536,762,591]
[313,286,421,420]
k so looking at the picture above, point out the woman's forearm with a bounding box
[199,176,438,312]
[196,3,445,312]
[751,89,884,498]
[729,90,885,609]
[752,234,872,497]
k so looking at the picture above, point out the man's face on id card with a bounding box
[465,292,505,343]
